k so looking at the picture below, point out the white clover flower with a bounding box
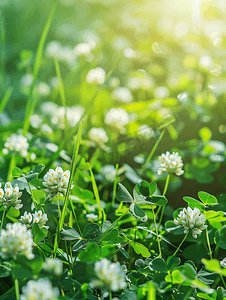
[154,86,169,98]
[86,67,106,85]
[59,47,76,65]
[138,125,154,139]
[20,210,49,230]
[88,127,109,146]
[50,77,60,88]
[109,77,120,89]
[37,82,51,97]
[101,165,116,182]
[86,213,98,220]
[90,258,127,292]
[21,74,33,87]
[41,124,53,134]
[3,133,29,157]
[157,151,184,176]
[74,43,91,56]
[112,87,133,103]
[42,258,63,276]
[199,55,213,70]
[33,210,49,229]
[45,41,62,58]
[127,77,141,90]
[174,207,208,238]
[20,278,59,300]
[30,114,43,129]
[220,258,226,268]
[127,77,153,90]
[30,153,36,161]
[104,108,129,132]
[124,48,138,59]
[19,211,32,225]
[52,105,84,129]
[43,166,72,199]
[0,223,34,259]
[0,182,23,210]
[40,102,59,117]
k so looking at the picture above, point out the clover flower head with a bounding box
[88,127,109,146]
[127,76,153,91]
[37,82,51,97]
[42,258,63,276]
[19,210,49,230]
[154,86,169,98]
[58,47,75,65]
[158,151,184,176]
[40,102,59,116]
[43,167,72,199]
[74,43,91,56]
[19,211,32,225]
[86,67,106,85]
[174,207,208,238]
[3,133,29,157]
[138,125,154,139]
[52,105,84,129]
[45,41,62,58]
[90,258,127,292]
[104,108,129,132]
[101,165,116,182]
[0,223,34,259]
[20,278,59,300]
[112,87,133,103]
[30,114,43,129]
[109,77,120,89]
[21,74,33,87]
[199,55,213,70]
[0,182,23,210]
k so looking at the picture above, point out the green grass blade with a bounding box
[54,58,68,131]
[142,129,165,172]
[59,118,84,231]
[23,4,56,136]
[0,87,13,115]
[112,163,119,207]
[87,162,106,221]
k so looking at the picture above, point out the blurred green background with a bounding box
[1,0,226,208]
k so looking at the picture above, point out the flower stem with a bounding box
[173,232,188,256]
[7,154,16,181]
[27,182,38,211]
[111,164,119,207]
[14,279,19,300]
[0,208,7,231]
[214,244,219,257]
[158,174,170,230]
[206,228,212,259]
[142,129,165,173]
[109,291,112,300]
[221,275,226,289]
[163,174,170,196]
[57,192,61,218]
[151,204,162,257]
